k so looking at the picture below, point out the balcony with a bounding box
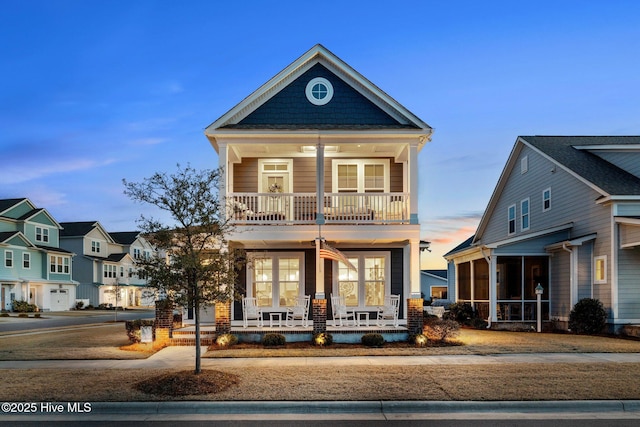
[229,192,410,225]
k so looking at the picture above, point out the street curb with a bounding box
[86,400,640,415]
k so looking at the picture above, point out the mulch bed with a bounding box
[134,370,240,396]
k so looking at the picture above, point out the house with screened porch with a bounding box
[202,45,432,339]
[444,136,640,332]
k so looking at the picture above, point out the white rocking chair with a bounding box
[331,294,355,327]
[242,297,263,328]
[376,294,400,327]
[285,295,310,327]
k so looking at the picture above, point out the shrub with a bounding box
[12,300,37,313]
[444,302,475,325]
[569,298,607,335]
[471,317,488,329]
[18,313,28,318]
[125,319,155,343]
[262,333,286,347]
[86,304,94,310]
[0,313,9,317]
[75,301,84,310]
[313,332,334,346]
[215,333,238,347]
[98,303,110,310]
[423,316,460,342]
[34,313,41,318]
[361,333,385,347]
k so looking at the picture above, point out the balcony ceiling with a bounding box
[230,141,404,160]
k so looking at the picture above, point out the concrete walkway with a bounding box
[2,345,640,369]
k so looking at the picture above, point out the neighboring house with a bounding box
[59,222,156,307]
[444,136,640,331]
[420,269,448,302]
[204,44,432,327]
[0,198,77,311]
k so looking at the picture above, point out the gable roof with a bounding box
[443,235,475,258]
[205,44,432,150]
[0,198,29,215]
[421,269,448,280]
[473,136,640,243]
[0,231,36,248]
[521,136,640,196]
[109,232,140,245]
[60,221,115,243]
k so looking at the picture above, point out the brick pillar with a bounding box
[155,299,173,341]
[313,298,327,335]
[407,298,424,336]
[215,300,231,334]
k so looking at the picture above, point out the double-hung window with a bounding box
[23,253,30,269]
[508,205,516,235]
[542,188,551,212]
[5,250,13,268]
[521,198,530,231]
[249,253,304,308]
[35,227,49,243]
[50,256,70,274]
[91,240,101,254]
[333,159,390,194]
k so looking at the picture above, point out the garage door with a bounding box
[50,289,69,311]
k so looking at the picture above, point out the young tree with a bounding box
[123,164,243,374]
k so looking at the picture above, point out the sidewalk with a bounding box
[2,345,640,369]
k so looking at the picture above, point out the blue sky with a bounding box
[2,1,640,268]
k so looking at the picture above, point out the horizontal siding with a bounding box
[550,250,570,318]
[621,224,640,247]
[233,157,403,193]
[577,242,593,300]
[617,247,640,319]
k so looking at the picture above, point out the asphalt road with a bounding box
[0,309,154,333]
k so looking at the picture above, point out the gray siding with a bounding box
[76,283,100,305]
[617,247,640,319]
[620,224,640,247]
[550,250,570,318]
[577,242,593,300]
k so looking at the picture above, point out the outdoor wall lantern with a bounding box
[535,284,544,333]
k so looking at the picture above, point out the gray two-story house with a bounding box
[445,136,640,330]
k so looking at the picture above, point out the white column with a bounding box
[489,254,497,322]
[408,143,419,225]
[410,239,421,298]
[316,142,325,224]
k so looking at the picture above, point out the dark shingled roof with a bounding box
[60,221,99,237]
[443,235,475,258]
[422,269,448,279]
[109,232,139,245]
[521,136,640,196]
[0,231,20,242]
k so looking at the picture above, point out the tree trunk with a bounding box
[194,287,202,374]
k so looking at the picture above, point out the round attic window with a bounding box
[305,77,333,105]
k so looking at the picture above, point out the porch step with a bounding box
[170,328,217,346]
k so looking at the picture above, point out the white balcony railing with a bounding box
[228,192,409,225]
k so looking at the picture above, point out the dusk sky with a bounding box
[2,1,640,269]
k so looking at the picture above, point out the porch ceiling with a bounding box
[228,140,405,160]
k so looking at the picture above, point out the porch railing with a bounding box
[228,192,410,225]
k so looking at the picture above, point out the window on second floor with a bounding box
[50,255,70,274]
[508,205,516,235]
[23,253,30,269]
[542,188,551,212]
[521,198,530,231]
[91,240,101,253]
[332,159,390,193]
[35,227,49,243]
[134,248,141,259]
[5,250,13,268]
[103,264,117,278]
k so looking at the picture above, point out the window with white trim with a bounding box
[248,252,304,308]
[333,252,390,308]
[50,255,70,274]
[521,198,530,231]
[521,156,528,174]
[91,240,101,253]
[594,256,607,284]
[508,204,516,235]
[542,188,551,212]
[103,264,117,278]
[23,253,30,269]
[5,250,13,268]
[35,227,49,243]
[333,159,390,193]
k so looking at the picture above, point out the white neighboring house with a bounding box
[0,198,77,311]
[59,222,156,307]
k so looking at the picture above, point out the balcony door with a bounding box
[258,159,293,217]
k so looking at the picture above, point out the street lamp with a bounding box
[535,283,544,332]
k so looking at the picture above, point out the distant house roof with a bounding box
[109,232,139,245]
[60,221,99,237]
[0,198,28,215]
[443,235,475,258]
[421,269,448,280]
[521,136,640,196]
